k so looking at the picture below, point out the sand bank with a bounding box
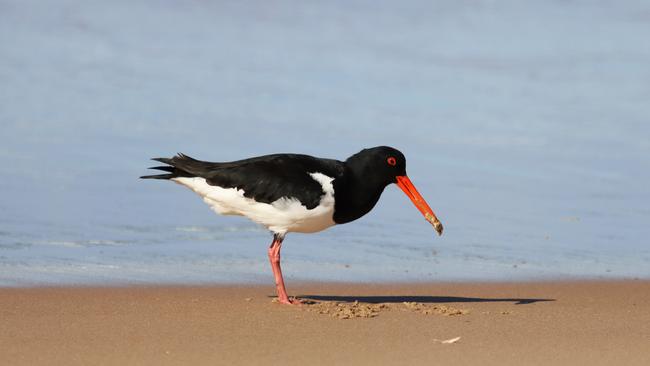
[2,281,649,365]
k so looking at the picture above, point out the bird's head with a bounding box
[347,146,444,236]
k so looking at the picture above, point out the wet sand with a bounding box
[2,281,649,365]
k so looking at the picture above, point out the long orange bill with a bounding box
[395,175,443,236]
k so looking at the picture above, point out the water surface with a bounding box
[1,0,649,285]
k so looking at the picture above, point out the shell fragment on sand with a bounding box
[433,336,461,344]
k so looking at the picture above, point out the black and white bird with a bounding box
[141,146,443,304]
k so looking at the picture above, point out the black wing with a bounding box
[142,153,345,209]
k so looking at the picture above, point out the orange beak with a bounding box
[396,175,443,236]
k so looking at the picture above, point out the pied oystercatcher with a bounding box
[141,146,443,304]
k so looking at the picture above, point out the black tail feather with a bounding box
[148,166,175,173]
[141,153,229,180]
[140,173,175,179]
[140,154,202,180]
[152,157,173,165]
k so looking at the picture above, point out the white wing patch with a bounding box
[172,172,336,235]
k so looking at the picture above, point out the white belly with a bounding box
[172,173,336,235]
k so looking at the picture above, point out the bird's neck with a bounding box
[332,164,389,224]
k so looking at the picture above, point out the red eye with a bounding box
[387,156,397,166]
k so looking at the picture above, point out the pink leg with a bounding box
[268,234,299,305]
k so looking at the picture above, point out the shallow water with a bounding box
[1,0,649,285]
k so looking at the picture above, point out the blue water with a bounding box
[1,0,649,286]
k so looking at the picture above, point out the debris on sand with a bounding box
[307,300,386,319]
[402,302,469,316]
[433,336,461,344]
[297,300,469,319]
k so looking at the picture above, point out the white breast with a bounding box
[172,172,336,235]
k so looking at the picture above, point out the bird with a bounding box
[141,146,443,304]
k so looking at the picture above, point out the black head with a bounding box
[345,146,407,184]
[342,145,443,236]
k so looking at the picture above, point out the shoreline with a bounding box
[3,273,646,288]
[3,280,649,365]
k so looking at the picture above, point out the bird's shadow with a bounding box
[297,295,554,305]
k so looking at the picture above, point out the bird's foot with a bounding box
[274,296,303,305]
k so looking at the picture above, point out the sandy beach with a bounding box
[1,281,649,365]
[2,1,650,365]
